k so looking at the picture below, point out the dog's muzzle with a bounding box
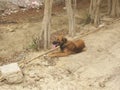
[52,41,60,47]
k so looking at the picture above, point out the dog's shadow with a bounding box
[40,55,59,67]
[40,46,87,67]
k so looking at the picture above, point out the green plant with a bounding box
[29,35,44,51]
[82,12,91,26]
[85,14,91,24]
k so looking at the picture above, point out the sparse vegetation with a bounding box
[80,12,91,26]
[29,35,44,51]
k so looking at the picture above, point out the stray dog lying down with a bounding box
[48,36,85,57]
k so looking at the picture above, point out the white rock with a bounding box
[0,63,23,84]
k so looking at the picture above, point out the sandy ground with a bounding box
[0,0,89,64]
[0,1,120,90]
[0,19,120,90]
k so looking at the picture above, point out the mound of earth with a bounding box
[0,19,120,90]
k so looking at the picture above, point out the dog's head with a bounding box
[52,36,67,47]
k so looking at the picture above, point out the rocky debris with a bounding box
[28,71,36,78]
[0,1,20,16]
[0,0,43,16]
[0,0,65,16]
[17,0,43,9]
[25,70,44,83]
[40,57,58,67]
[0,63,23,84]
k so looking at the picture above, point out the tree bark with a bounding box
[89,0,102,27]
[40,0,53,50]
[66,0,76,37]
[107,0,112,15]
[108,0,120,17]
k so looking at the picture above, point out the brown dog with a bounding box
[48,36,85,57]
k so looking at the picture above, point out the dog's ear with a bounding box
[62,37,67,43]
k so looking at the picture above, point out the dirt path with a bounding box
[0,20,120,90]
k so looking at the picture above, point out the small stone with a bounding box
[8,28,15,32]
[29,72,36,78]
[34,76,40,81]
[99,82,105,88]
[63,7,66,10]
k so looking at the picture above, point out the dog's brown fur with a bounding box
[48,36,85,57]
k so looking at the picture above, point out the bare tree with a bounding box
[108,0,120,17]
[40,0,53,50]
[89,0,102,27]
[66,0,76,37]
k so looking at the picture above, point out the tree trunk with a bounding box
[107,0,112,15]
[108,0,120,17]
[89,0,102,27]
[40,0,53,50]
[66,0,76,37]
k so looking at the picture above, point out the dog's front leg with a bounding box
[48,52,72,57]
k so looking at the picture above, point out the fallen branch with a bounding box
[19,46,59,67]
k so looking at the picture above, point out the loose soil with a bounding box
[0,0,120,90]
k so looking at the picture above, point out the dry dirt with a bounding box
[0,0,89,64]
[0,18,120,90]
[0,1,120,90]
